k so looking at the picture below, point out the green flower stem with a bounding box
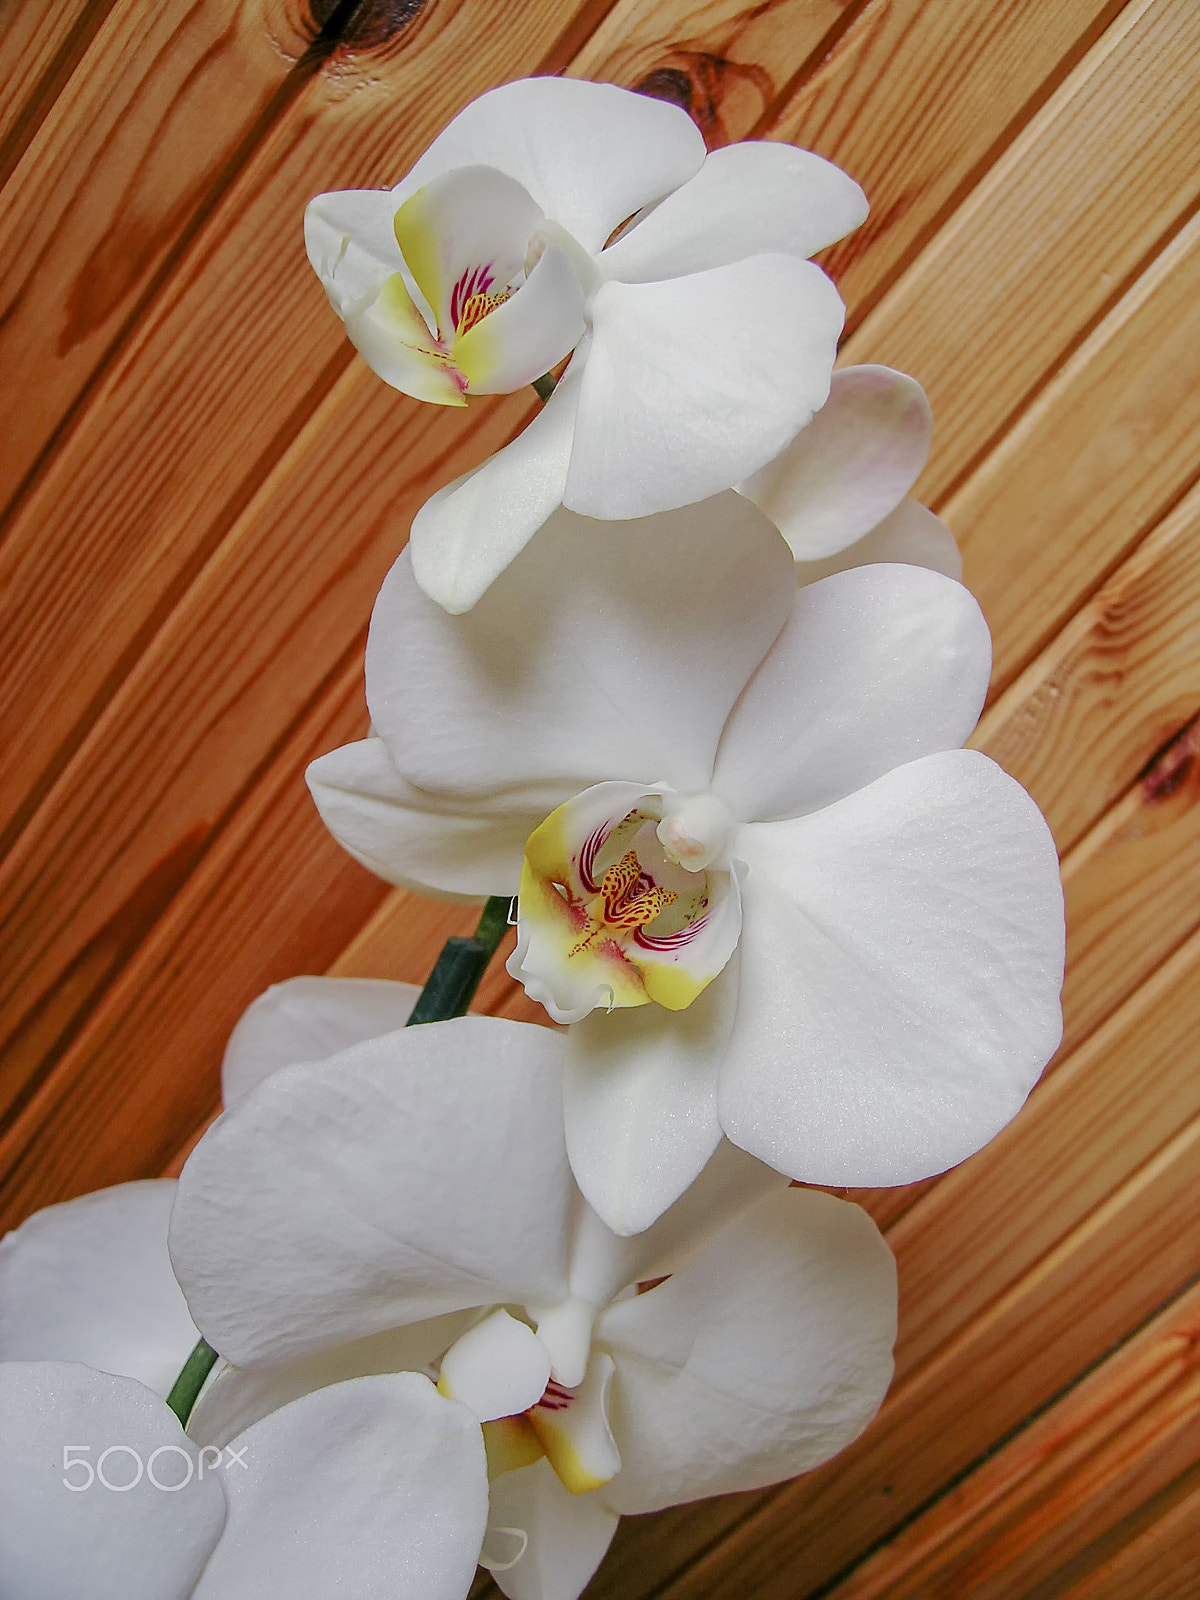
[166,1337,219,1426]
[165,896,515,1426]
[532,371,558,402]
[405,895,515,1026]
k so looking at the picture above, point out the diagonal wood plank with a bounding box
[947,207,1200,696]
[974,476,1200,855]
[568,0,852,147]
[0,0,119,187]
[1051,1472,1200,1600]
[823,1283,1200,1599]
[1057,716,1200,1062]
[840,0,1200,506]
[772,0,1124,329]
[0,652,382,1229]
[0,372,531,1129]
[0,0,332,520]
[0,0,602,856]
[649,1114,1200,1600]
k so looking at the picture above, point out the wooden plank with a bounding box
[770,0,1123,327]
[840,0,1200,504]
[0,653,384,1228]
[0,0,600,858]
[946,208,1200,696]
[0,0,329,520]
[973,476,1200,855]
[1057,716,1200,1061]
[0,370,531,1129]
[649,1113,1200,1600]
[822,1286,1200,1599]
[1053,1474,1200,1600]
[0,0,118,187]
[568,0,851,146]
[887,916,1200,1384]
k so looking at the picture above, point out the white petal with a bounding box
[567,257,844,518]
[600,141,867,281]
[393,163,543,337]
[190,1313,476,1449]
[409,366,580,614]
[794,499,962,588]
[0,1362,225,1600]
[307,736,539,897]
[305,188,405,318]
[562,965,738,1236]
[0,1183,198,1399]
[397,78,706,254]
[712,563,992,823]
[597,1188,896,1512]
[376,488,795,795]
[720,751,1065,1186]
[486,1458,619,1600]
[439,1309,552,1422]
[222,974,421,1107]
[170,1016,572,1367]
[455,243,586,393]
[344,270,469,405]
[738,366,932,561]
[192,1373,487,1600]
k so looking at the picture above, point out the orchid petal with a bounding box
[393,164,542,337]
[305,188,405,319]
[720,751,1065,1186]
[0,1362,225,1600]
[347,271,468,405]
[439,1309,552,1423]
[396,78,706,254]
[454,243,586,393]
[307,736,539,898]
[527,1351,621,1494]
[374,490,795,795]
[794,499,962,588]
[170,1016,572,1367]
[562,965,739,1237]
[712,564,992,823]
[601,142,867,282]
[486,1458,619,1600]
[738,366,932,561]
[191,1374,487,1600]
[189,1312,476,1449]
[0,1183,198,1398]
[410,366,580,614]
[597,1188,896,1513]
[565,256,844,519]
[222,974,420,1107]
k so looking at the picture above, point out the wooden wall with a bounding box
[2,0,1198,1594]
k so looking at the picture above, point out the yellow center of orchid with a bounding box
[570,849,678,956]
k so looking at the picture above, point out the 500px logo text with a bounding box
[61,1443,247,1491]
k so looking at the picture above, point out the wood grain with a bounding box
[974,475,1200,854]
[774,0,1124,328]
[0,0,598,857]
[823,1283,1200,1599]
[1057,717,1200,1061]
[841,0,1200,505]
[0,0,118,186]
[0,0,326,520]
[569,0,851,146]
[651,1114,1200,1600]
[1054,1473,1200,1600]
[948,208,1200,696]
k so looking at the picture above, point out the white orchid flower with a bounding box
[305,76,867,612]
[168,989,898,1600]
[0,1181,487,1599]
[308,473,1064,1235]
